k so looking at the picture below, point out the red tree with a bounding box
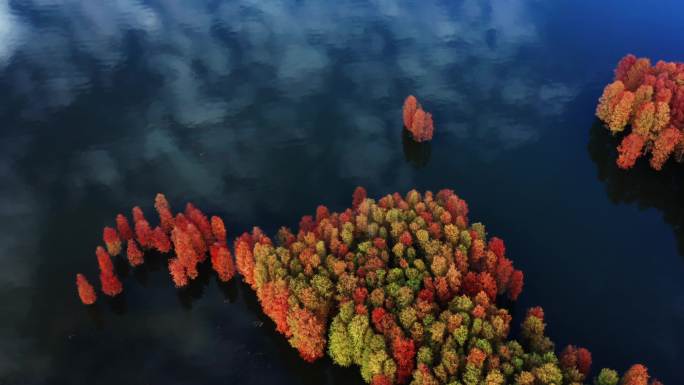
[403,95,418,129]
[508,270,524,300]
[132,206,145,223]
[96,246,122,296]
[621,364,650,385]
[151,227,171,253]
[560,345,592,377]
[115,214,133,241]
[617,133,646,169]
[103,226,122,256]
[650,126,681,170]
[126,239,144,266]
[168,258,188,288]
[76,273,97,305]
[257,280,291,337]
[235,232,256,288]
[392,335,416,384]
[185,203,213,243]
[154,193,175,233]
[209,244,235,282]
[211,216,227,245]
[371,374,392,385]
[171,226,200,280]
[134,219,153,249]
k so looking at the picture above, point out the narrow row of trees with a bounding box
[75,194,234,304]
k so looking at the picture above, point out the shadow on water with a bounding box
[587,120,684,257]
[402,128,431,168]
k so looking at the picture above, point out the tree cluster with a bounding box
[74,188,661,384]
[75,193,234,303]
[596,54,684,170]
[403,96,435,142]
[234,187,660,385]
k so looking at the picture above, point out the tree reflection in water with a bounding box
[588,120,684,257]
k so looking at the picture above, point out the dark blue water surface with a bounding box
[1,1,683,384]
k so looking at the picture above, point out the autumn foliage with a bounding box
[403,95,434,142]
[75,273,97,305]
[75,187,660,385]
[596,54,684,170]
[76,193,234,302]
[232,187,658,385]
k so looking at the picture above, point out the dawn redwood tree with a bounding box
[76,273,97,305]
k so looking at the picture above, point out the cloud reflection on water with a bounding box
[0,1,578,382]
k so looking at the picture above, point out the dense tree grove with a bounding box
[403,96,435,142]
[76,188,660,384]
[596,54,684,170]
[75,194,233,300]
[234,188,660,384]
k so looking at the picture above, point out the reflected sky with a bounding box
[0,0,683,384]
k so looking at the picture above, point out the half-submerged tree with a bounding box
[596,54,684,170]
[76,193,233,299]
[403,95,434,142]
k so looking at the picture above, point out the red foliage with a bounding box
[115,214,133,241]
[403,95,418,129]
[615,54,637,82]
[168,258,188,288]
[209,244,235,282]
[479,272,498,301]
[410,109,434,142]
[466,347,486,367]
[399,231,413,246]
[371,307,388,333]
[621,364,650,385]
[352,186,367,210]
[96,246,122,296]
[650,126,681,170]
[235,232,257,289]
[76,273,97,305]
[353,287,369,304]
[103,226,122,256]
[402,95,435,142]
[617,133,646,169]
[488,237,506,259]
[126,239,144,266]
[598,54,684,170]
[527,306,545,320]
[371,374,392,385]
[151,226,171,253]
[560,345,592,377]
[507,270,524,300]
[257,280,291,337]
[211,216,227,245]
[392,335,416,384]
[315,205,330,223]
[132,206,145,223]
[494,257,514,292]
[134,219,153,249]
[185,203,213,243]
[171,226,200,280]
[154,193,175,233]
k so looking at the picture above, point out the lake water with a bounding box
[1,1,683,384]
